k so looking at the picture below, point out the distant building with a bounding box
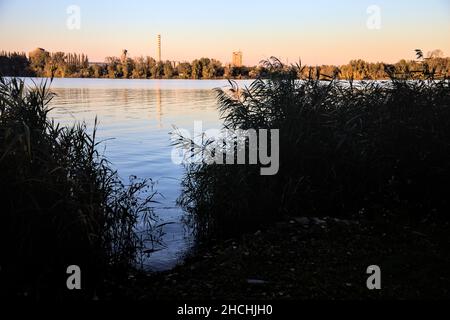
[157,34,161,62]
[232,51,243,67]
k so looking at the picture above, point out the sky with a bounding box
[0,0,449,65]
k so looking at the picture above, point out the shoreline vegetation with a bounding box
[0,77,161,299]
[1,51,449,300]
[1,48,449,80]
[176,55,450,242]
[163,54,449,299]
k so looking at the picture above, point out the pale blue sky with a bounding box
[0,0,449,65]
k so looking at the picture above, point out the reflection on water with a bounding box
[40,78,252,271]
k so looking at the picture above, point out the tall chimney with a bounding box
[157,34,161,62]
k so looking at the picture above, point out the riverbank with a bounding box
[118,216,450,300]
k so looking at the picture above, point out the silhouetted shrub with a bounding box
[0,77,157,299]
[177,58,450,241]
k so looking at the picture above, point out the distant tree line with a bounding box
[1,48,449,80]
[0,51,34,76]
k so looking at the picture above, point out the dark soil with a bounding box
[115,217,450,300]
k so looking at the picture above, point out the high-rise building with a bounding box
[157,34,161,62]
[232,51,243,67]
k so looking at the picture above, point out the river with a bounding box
[28,78,253,271]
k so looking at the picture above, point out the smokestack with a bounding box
[157,34,161,62]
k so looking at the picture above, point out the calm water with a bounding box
[27,78,253,271]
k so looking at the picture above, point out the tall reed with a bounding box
[177,57,450,241]
[0,77,158,299]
